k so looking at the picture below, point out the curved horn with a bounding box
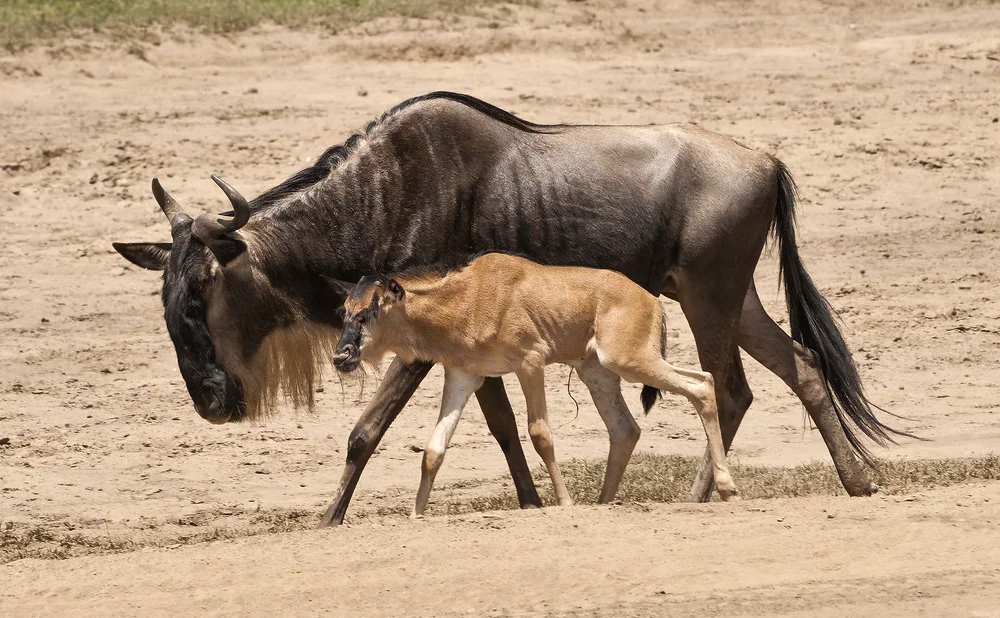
[192,175,251,242]
[151,178,189,226]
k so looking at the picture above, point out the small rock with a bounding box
[89,173,99,184]
[244,87,259,94]
[357,87,368,97]
[0,437,10,446]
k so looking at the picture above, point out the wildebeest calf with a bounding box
[329,252,738,516]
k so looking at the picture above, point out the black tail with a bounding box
[640,309,668,414]
[772,157,914,463]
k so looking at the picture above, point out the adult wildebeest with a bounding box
[330,252,739,517]
[113,92,901,526]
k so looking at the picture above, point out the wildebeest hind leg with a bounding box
[678,288,753,503]
[688,347,753,502]
[737,284,877,497]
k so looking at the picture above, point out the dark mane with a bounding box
[238,92,564,214]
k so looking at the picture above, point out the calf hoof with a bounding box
[717,488,740,502]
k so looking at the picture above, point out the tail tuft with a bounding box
[640,306,669,415]
[640,385,660,415]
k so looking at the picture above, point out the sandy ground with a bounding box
[5,484,1000,618]
[1,0,999,614]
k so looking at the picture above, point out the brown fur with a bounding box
[236,323,342,421]
[338,253,739,514]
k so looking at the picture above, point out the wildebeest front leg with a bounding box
[320,357,432,527]
[475,377,542,509]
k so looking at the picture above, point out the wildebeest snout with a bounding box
[193,389,232,424]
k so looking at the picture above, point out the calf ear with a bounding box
[112,242,172,271]
[384,279,405,302]
[321,276,355,299]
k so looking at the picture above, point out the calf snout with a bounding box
[333,344,360,373]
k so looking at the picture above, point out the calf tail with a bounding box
[640,308,668,414]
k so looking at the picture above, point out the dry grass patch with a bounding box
[4,455,997,562]
[412,453,1000,514]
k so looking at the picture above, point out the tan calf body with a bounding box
[333,253,738,515]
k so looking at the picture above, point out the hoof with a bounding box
[718,489,740,502]
[869,483,879,495]
[409,512,425,521]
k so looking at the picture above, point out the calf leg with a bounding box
[321,358,538,526]
[574,358,641,503]
[413,368,484,517]
[516,367,573,507]
[677,289,753,503]
[737,284,877,496]
[688,348,753,502]
[608,357,737,500]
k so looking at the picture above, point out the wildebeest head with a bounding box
[113,177,252,424]
[331,276,405,374]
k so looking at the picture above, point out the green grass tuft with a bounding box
[0,0,529,51]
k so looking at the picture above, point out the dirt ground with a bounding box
[1,0,999,615]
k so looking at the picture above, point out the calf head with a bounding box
[330,276,405,373]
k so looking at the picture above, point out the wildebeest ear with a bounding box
[112,242,172,271]
[384,279,405,302]
[206,237,247,267]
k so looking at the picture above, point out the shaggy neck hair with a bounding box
[233,323,342,421]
